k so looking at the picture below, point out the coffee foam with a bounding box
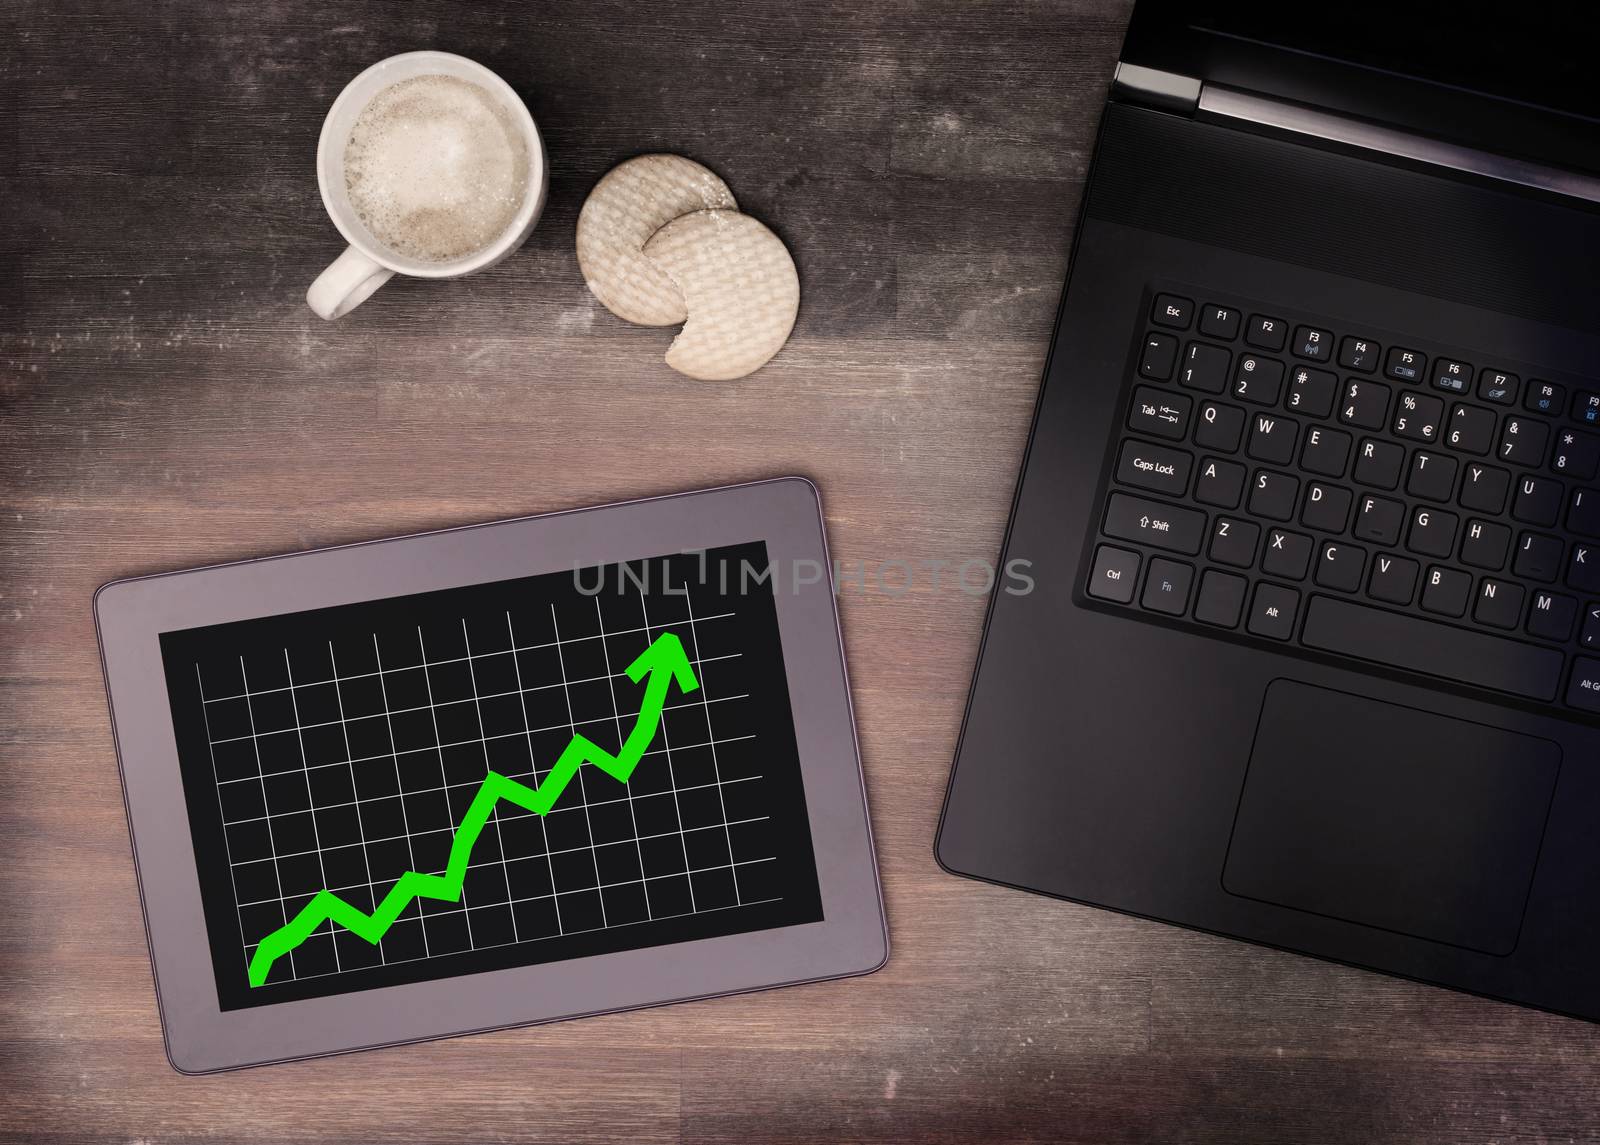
[343,74,529,264]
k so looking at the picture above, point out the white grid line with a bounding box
[236,837,780,914]
[206,679,746,749]
[639,592,697,913]
[551,603,608,929]
[238,656,295,978]
[686,589,741,905]
[373,633,430,958]
[198,665,261,983]
[220,760,759,827]
[596,597,654,921]
[201,616,737,703]
[233,813,772,873]
[508,609,564,937]
[417,625,476,951]
[239,896,785,986]
[462,618,520,945]
[282,650,340,972]
[328,641,384,965]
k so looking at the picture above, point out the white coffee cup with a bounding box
[307,51,548,319]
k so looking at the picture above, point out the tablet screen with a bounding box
[160,541,823,1010]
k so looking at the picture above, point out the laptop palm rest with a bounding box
[1222,680,1561,956]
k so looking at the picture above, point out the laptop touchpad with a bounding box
[1222,680,1560,955]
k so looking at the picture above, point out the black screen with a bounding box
[1186,3,1599,123]
[1123,1,1600,179]
[161,542,823,1010]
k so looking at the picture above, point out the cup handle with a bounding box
[306,246,394,320]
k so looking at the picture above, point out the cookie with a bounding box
[576,155,738,326]
[643,210,799,381]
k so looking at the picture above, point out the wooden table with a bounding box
[5,2,1600,1141]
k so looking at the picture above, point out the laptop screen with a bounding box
[1122,1,1599,179]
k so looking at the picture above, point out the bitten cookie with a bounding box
[576,155,738,326]
[642,210,799,381]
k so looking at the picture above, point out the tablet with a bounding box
[95,478,886,1072]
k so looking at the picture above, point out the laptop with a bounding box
[937,1,1600,1020]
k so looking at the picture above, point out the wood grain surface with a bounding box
[4,2,1600,1141]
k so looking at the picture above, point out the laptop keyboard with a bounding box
[1087,288,1600,718]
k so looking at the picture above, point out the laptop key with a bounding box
[1460,519,1511,570]
[1314,541,1365,592]
[1512,474,1562,526]
[1246,412,1297,464]
[1293,325,1331,361]
[1514,532,1564,583]
[1446,404,1494,455]
[1302,482,1352,533]
[1525,379,1565,416]
[1421,565,1472,616]
[1103,493,1205,554]
[1195,457,1247,508]
[1210,518,1260,568]
[1301,426,1351,477]
[1570,488,1600,538]
[1287,366,1338,418]
[1353,438,1404,489]
[1432,358,1472,394]
[1262,528,1313,579]
[1368,553,1420,604]
[1194,569,1247,628]
[1527,591,1577,642]
[1478,369,1518,406]
[1199,304,1241,341]
[1582,603,1600,650]
[1474,578,1525,629]
[1127,385,1192,441]
[1302,596,1563,700]
[1117,439,1192,496]
[1571,544,1600,593]
[1249,471,1299,521]
[1406,507,1458,558]
[1139,332,1178,380]
[1247,582,1299,640]
[1500,417,1550,467]
[1575,391,1600,426]
[1194,401,1246,451]
[1180,342,1231,393]
[1338,336,1379,373]
[1385,346,1426,382]
[1459,463,1511,514]
[1354,494,1404,545]
[1246,314,1286,351]
[1151,294,1193,329]
[1141,557,1194,615]
[1340,379,1390,430]
[1553,429,1599,481]
[1233,355,1286,405]
[1394,391,1443,443]
[1088,545,1140,603]
[1406,451,1458,502]
[1568,658,1600,713]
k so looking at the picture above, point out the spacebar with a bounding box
[1301,597,1564,702]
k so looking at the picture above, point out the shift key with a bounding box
[1103,493,1205,555]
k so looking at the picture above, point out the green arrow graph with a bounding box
[246,630,700,988]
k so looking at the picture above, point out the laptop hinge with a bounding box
[1112,63,1200,115]
[1200,85,1600,207]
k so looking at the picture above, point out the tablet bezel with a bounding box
[95,477,887,1072]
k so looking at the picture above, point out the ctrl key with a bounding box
[1568,657,1600,714]
[1088,545,1141,603]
